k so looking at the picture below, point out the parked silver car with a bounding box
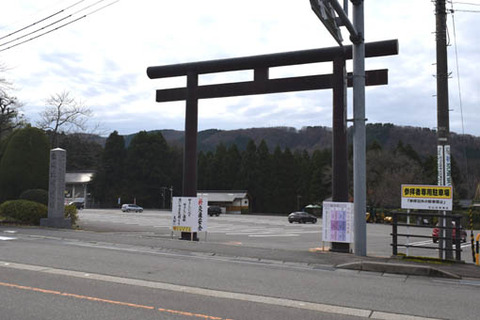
[121,204,143,212]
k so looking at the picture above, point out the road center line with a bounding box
[0,280,231,320]
[0,260,439,320]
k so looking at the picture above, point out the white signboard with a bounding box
[322,201,354,243]
[401,184,453,211]
[444,145,452,187]
[171,197,208,232]
[437,146,444,186]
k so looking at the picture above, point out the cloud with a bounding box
[1,0,480,137]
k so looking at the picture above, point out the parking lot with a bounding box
[77,209,476,262]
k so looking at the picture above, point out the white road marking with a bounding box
[0,236,16,241]
[0,260,440,320]
[248,234,299,238]
[79,211,321,238]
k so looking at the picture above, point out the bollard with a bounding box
[476,233,480,266]
[470,208,475,263]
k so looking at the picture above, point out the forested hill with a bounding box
[158,126,333,153]
[123,123,480,161]
[121,123,480,189]
[74,123,480,208]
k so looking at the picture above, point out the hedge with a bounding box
[0,200,47,225]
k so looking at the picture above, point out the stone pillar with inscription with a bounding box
[40,148,71,228]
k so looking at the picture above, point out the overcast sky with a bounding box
[1,1,479,137]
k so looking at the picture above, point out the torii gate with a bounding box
[147,39,398,241]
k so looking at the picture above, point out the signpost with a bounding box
[310,0,343,45]
[322,201,354,244]
[401,184,453,211]
[401,184,453,259]
[172,197,208,238]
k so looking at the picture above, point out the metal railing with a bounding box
[391,211,463,261]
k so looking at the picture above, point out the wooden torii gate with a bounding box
[147,39,398,241]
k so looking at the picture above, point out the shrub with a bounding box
[0,200,47,225]
[64,204,78,226]
[0,127,49,201]
[19,189,48,206]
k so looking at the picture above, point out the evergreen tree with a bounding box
[238,140,258,210]
[395,141,422,164]
[58,133,103,171]
[226,144,241,189]
[269,146,297,213]
[211,143,228,189]
[124,131,171,207]
[422,155,438,185]
[168,145,183,202]
[367,139,383,152]
[91,131,126,207]
[0,126,49,201]
[309,149,332,203]
[197,151,209,190]
[255,140,271,212]
[294,150,312,208]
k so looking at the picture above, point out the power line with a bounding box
[0,10,65,42]
[453,8,480,12]
[452,1,480,6]
[0,0,109,48]
[448,1,480,12]
[0,0,88,41]
[0,16,88,53]
[0,15,73,48]
[449,2,471,188]
[0,0,119,53]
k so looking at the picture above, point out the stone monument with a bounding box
[40,148,71,228]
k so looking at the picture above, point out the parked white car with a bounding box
[121,204,143,212]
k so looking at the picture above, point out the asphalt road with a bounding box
[0,209,478,319]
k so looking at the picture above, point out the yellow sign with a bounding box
[172,226,191,232]
[401,184,453,211]
[402,185,452,199]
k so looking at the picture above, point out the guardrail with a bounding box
[391,211,463,261]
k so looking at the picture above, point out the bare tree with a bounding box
[0,62,11,92]
[0,63,26,141]
[37,91,93,148]
[0,91,25,141]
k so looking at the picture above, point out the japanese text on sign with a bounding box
[171,197,208,232]
[401,184,453,211]
[322,201,354,243]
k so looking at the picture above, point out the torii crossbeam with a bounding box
[147,39,398,239]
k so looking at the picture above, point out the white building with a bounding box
[65,171,94,208]
[197,190,250,214]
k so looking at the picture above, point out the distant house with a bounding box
[65,171,95,208]
[197,190,250,214]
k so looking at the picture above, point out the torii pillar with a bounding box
[147,40,398,243]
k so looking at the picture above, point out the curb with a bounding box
[336,261,461,279]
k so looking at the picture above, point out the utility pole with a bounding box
[310,0,367,256]
[352,0,367,256]
[435,0,453,259]
[331,54,350,253]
